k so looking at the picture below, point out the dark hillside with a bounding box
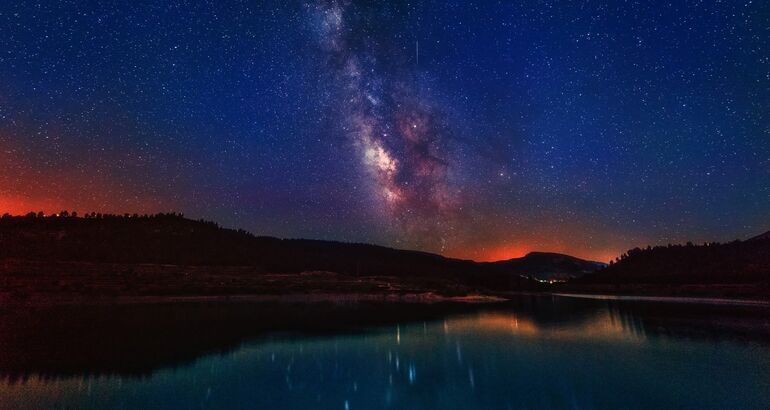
[0,213,602,290]
[486,252,606,281]
[579,238,770,285]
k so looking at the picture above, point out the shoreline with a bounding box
[550,292,770,307]
[1,259,767,309]
[4,290,770,309]
[0,292,508,309]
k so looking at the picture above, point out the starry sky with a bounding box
[1,1,769,262]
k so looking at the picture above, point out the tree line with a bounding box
[583,238,770,284]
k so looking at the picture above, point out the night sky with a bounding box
[1,1,769,262]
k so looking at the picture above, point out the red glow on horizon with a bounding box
[1,136,174,218]
[448,243,531,262]
[0,192,174,220]
[448,242,618,263]
[0,195,67,217]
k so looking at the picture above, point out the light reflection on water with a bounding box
[1,297,770,409]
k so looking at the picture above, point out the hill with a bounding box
[749,230,770,242]
[578,236,770,285]
[486,252,606,281]
[0,213,602,292]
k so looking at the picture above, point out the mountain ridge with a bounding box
[578,234,770,285]
[0,213,603,289]
[748,230,770,242]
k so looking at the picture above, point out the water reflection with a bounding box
[1,295,769,409]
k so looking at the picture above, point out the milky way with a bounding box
[309,1,460,249]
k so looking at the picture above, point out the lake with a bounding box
[1,295,769,409]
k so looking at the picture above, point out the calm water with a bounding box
[1,295,769,409]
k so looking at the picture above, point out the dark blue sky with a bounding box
[1,0,768,261]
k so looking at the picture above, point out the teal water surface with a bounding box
[1,295,769,409]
